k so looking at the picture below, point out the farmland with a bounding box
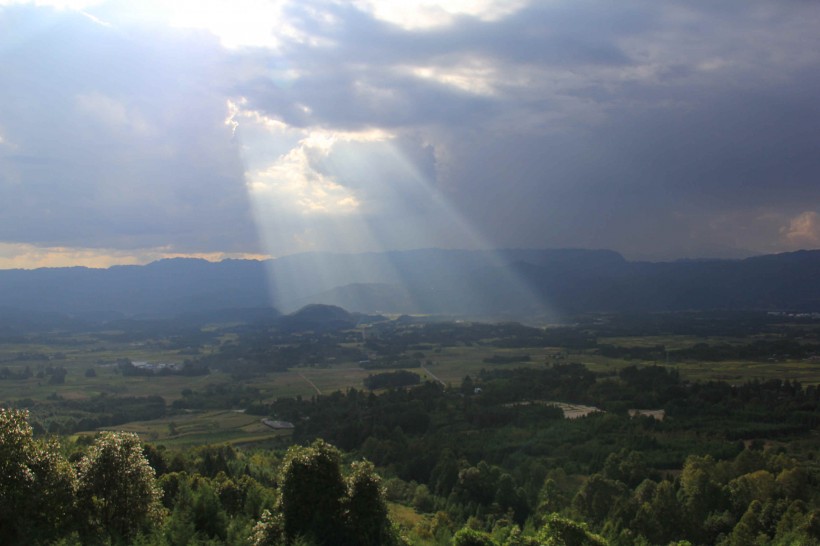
[1,309,818,444]
[2,308,820,545]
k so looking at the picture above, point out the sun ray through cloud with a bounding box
[230,95,552,317]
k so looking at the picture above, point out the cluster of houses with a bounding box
[131,360,182,372]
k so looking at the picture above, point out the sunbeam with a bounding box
[231,100,553,319]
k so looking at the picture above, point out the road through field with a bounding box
[421,366,445,386]
[298,372,322,394]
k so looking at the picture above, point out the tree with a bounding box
[457,461,499,506]
[572,474,626,524]
[602,449,650,488]
[0,408,76,545]
[728,470,777,515]
[430,448,460,496]
[250,509,285,546]
[278,439,346,544]
[344,460,398,545]
[537,478,568,519]
[254,441,401,546]
[452,527,497,546]
[413,484,435,513]
[494,474,529,523]
[679,454,726,536]
[190,477,229,540]
[776,467,810,502]
[536,514,608,546]
[76,431,163,542]
[630,479,681,544]
[727,500,766,546]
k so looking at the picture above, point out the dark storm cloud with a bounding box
[239,1,639,130]
[238,67,498,129]
[232,0,820,258]
[280,1,637,67]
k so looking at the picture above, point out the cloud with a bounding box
[0,5,258,253]
[782,211,820,248]
[2,0,820,267]
[0,241,268,269]
[236,104,473,256]
[351,0,530,31]
[74,92,147,132]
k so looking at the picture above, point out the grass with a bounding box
[670,358,820,385]
[388,502,426,533]
[421,345,551,385]
[94,410,292,447]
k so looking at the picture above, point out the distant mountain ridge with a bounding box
[0,248,817,322]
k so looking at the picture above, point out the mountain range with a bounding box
[0,248,818,324]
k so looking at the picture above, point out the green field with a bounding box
[1,334,817,405]
[97,410,292,447]
[2,321,819,446]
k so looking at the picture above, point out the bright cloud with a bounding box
[0,242,269,269]
[234,104,392,216]
[782,211,820,248]
[406,61,499,96]
[352,0,529,30]
[249,143,362,215]
[160,0,296,49]
[0,0,102,8]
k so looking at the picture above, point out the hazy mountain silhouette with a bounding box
[0,249,817,323]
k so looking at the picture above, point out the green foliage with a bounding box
[344,460,397,545]
[0,408,76,545]
[452,527,498,546]
[456,461,499,506]
[602,449,652,488]
[726,499,767,546]
[572,475,627,524]
[430,448,460,496]
[278,439,346,543]
[452,515,609,546]
[413,483,435,513]
[537,479,568,518]
[536,514,608,546]
[3,314,820,545]
[728,470,777,514]
[249,509,285,546]
[629,479,682,544]
[678,454,728,540]
[191,477,229,540]
[364,370,422,390]
[250,441,402,545]
[76,431,163,542]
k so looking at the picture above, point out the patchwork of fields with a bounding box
[1,316,818,446]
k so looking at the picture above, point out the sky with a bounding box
[1,0,819,269]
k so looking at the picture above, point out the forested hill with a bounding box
[0,249,818,321]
